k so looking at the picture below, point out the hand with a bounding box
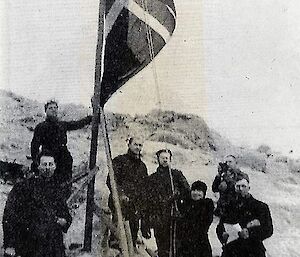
[247,219,260,228]
[171,210,182,221]
[120,194,130,203]
[222,232,229,244]
[4,248,16,256]
[57,218,67,227]
[141,226,151,239]
[239,228,249,239]
[218,181,227,192]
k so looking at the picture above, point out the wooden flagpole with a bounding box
[100,107,130,257]
[83,0,129,255]
[82,0,105,251]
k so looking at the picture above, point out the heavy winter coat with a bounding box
[3,177,72,257]
[178,198,214,257]
[146,166,190,257]
[31,116,92,187]
[212,168,244,220]
[217,194,273,257]
[106,150,148,209]
[106,150,149,245]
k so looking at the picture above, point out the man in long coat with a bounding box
[3,151,72,257]
[217,173,273,257]
[147,149,190,257]
[31,100,92,196]
[106,136,150,248]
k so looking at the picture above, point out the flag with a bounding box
[99,0,177,106]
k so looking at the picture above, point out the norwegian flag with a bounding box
[99,0,177,106]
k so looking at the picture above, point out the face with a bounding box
[45,103,58,118]
[38,156,56,178]
[128,138,144,156]
[191,189,204,201]
[158,152,171,167]
[235,179,250,197]
[224,156,237,170]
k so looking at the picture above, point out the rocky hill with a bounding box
[0,89,299,257]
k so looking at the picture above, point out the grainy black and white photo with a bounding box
[0,0,299,257]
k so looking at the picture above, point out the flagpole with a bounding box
[100,107,130,257]
[83,0,130,255]
[83,0,105,251]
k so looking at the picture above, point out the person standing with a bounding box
[31,100,92,197]
[217,173,273,257]
[212,155,243,220]
[2,151,72,257]
[106,136,151,249]
[147,149,190,257]
[178,180,214,257]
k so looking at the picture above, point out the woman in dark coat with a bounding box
[179,180,214,257]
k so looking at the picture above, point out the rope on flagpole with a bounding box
[140,0,163,112]
[140,1,177,257]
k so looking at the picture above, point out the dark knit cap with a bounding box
[191,180,207,194]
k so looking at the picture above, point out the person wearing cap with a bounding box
[2,151,72,257]
[31,100,92,197]
[217,173,273,257]
[178,180,214,257]
[147,149,190,257]
[212,155,244,219]
[106,136,150,249]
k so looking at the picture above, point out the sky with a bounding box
[1,0,300,157]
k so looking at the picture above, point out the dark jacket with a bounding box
[212,168,244,219]
[31,116,92,162]
[106,150,148,212]
[179,198,214,257]
[147,166,190,223]
[217,194,273,257]
[212,168,243,195]
[3,177,72,257]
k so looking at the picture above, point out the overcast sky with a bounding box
[1,0,300,157]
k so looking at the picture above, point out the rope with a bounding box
[139,1,176,256]
[140,0,163,111]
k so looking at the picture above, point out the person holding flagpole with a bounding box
[147,149,190,257]
[106,136,151,251]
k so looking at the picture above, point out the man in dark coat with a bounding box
[217,173,273,257]
[179,180,214,257]
[2,151,72,257]
[147,149,190,257]
[31,100,92,197]
[212,155,243,220]
[106,136,150,248]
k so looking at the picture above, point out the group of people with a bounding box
[3,100,92,257]
[1,100,273,257]
[106,138,274,257]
